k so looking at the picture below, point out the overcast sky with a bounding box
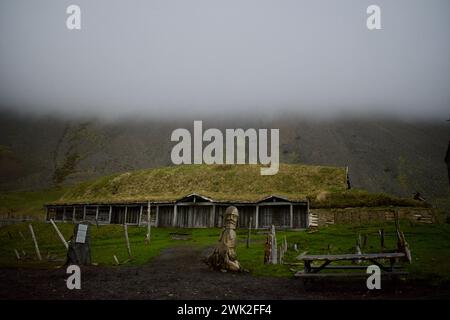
[0,0,449,119]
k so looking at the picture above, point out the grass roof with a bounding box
[52,164,348,205]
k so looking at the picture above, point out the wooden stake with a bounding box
[355,240,362,264]
[113,255,120,265]
[28,224,42,261]
[379,229,385,250]
[146,201,151,245]
[279,246,283,264]
[124,224,132,258]
[50,219,68,250]
[14,249,20,260]
[270,225,277,264]
[362,234,368,250]
[18,231,26,241]
[246,216,252,248]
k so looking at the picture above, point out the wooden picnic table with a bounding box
[297,252,406,274]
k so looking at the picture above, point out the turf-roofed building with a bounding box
[45,164,348,229]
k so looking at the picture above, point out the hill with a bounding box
[0,110,448,209]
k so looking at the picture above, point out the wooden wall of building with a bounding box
[46,202,309,229]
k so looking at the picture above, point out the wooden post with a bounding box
[355,239,362,264]
[50,219,69,249]
[108,206,112,224]
[83,206,86,220]
[113,255,120,266]
[146,201,151,244]
[62,206,66,222]
[28,224,42,261]
[210,205,215,228]
[172,204,178,227]
[124,206,128,225]
[155,205,159,227]
[255,205,259,229]
[95,206,99,221]
[289,204,293,228]
[123,224,132,258]
[379,229,385,250]
[279,246,282,264]
[138,205,143,226]
[72,206,76,223]
[246,216,252,248]
[362,234,368,250]
[270,225,277,264]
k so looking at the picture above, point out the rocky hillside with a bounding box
[0,110,449,208]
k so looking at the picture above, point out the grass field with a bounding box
[0,188,66,219]
[1,220,449,284]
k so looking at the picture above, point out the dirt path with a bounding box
[0,246,448,300]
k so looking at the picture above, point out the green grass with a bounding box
[310,189,428,209]
[55,163,349,203]
[0,189,66,219]
[1,221,449,284]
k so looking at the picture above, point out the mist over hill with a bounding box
[0,110,449,207]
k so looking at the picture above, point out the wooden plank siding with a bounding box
[45,196,309,229]
[157,205,174,227]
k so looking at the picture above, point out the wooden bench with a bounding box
[295,252,408,278]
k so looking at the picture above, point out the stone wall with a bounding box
[309,207,434,227]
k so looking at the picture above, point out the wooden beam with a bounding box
[146,201,151,244]
[172,204,178,227]
[246,216,252,248]
[138,205,143,226]
[289,204,293,228]
[211,205,216,227]
[14,249,20,261]
[113,255,120,265]
[123,224,132,258]
[28,224,42,261]
[297,252,406,262]
[255,205,259,229]
[108,206,112,224]
[257,202,296,206]
[50,219,69,250]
